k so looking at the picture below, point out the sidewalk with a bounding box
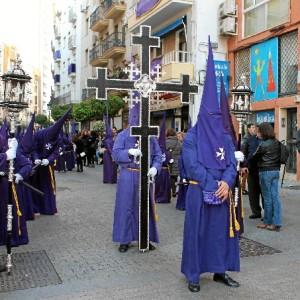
[0,164,300,300]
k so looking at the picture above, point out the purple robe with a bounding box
[64,137,76,171]
[0,152,32,246]
[103,138,117,184]
[155,150,171,203]
[181,131,240,283]
[32,130,61,215]
[55,139,66,172]
[176,151,187,210]
[112,128,162,245]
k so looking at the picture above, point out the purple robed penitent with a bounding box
[103,116,117,184]
[181,38,240,283]
[155,113,171,203]
[112,128,162,245]
[32,108,71,215]
[0,135,32,246]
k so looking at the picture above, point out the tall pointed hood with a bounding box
[158,113,166,152]
[45,108,72,141]
[104,115,114,139]
[70,119,76,136]
[0,119,9,151]
[220,75,237,150]
[18,113,35,155]
[191,36,229,170]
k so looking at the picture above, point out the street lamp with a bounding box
[0,57,32,274]
[230,74,254,147]
[47,102,52,122]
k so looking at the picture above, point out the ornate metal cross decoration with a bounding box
[87,25,198,252]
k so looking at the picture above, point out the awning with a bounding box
[153,18,184,37]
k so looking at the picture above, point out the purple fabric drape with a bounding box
[136,0,160,18]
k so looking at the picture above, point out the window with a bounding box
[243,0,289,37]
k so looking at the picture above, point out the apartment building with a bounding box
[227,0,300,180]
[52,1,83,108]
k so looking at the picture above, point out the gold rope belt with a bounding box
[12,182,22,235]
[188,180,240,238]
[49,165,56,196]
[162,167,169,170]
[189,180,198,185]
[126,168,140,172]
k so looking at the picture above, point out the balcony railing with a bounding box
[89,44,109,67]
[54,74,60,85]
[54,26,61,39]
[103,0,126,19]
[68,35,76,50]
[54,50,61,62]
[162,50,194,64]
[82,88,96,100]
[160,50,194,82]
[102,32,125,58]
[68,63,76,77]
[90,6,108,31]
[69,7,77,23]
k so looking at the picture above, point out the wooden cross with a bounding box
[86,25,198,252]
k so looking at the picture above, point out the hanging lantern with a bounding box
[0,58,32,113]
[230,74,253,133]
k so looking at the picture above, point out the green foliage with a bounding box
[92,120,105,134]
[35,114,48,125]
[51,105,73,121]
[107,96,125,118]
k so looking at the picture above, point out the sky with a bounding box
[0,0,43,66]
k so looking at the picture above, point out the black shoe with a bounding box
[249,214,262,219]
[149,243,156,251]
[213,273,239,288]
[188,281,200,292]
[261,217,264,221]
[118,244,129,253]
[0,264,6,272]
[242,190,249,195]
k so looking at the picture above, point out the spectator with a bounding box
[166,128,182,197]
[253,122,281,232]
[241,123,264,219]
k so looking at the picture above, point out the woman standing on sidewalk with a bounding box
[253,122,281,231]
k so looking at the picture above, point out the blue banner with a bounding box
[250,38,278,102]
[214,60,230,100]
[256,110,275,124]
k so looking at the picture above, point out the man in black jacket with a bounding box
[296,129,300,154]
[241,123,264,219]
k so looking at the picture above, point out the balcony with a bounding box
[89,44,109,67]
[54,74,60,85]
[54,26,61,39]
[69,7,77,23]
[82,88,96,100]
[90,6,109,32]
[51,40,55,52]
[103,0,126,20]
[102,32,125,59]
[160,50,194,82]
[54,50,61,62]
[68,35,76,50]
[128,0,193,32]
[68,63,76,77]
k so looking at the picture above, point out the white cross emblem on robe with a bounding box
[45,143,52,150]
[216,147,225,160]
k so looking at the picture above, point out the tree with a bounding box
[92,120,105,134]
[51,105,73,121]
[35,114,48,126]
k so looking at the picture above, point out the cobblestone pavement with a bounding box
[1,165,300,299]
